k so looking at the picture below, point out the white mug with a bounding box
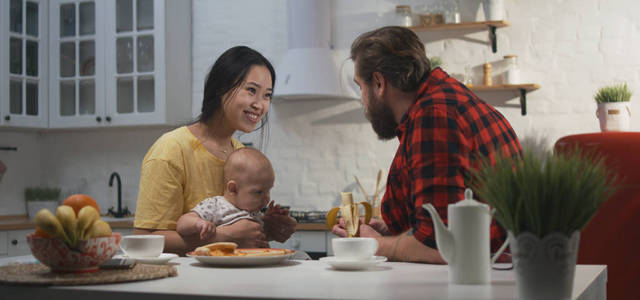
[332,237,378,261]
[120,235,164,258]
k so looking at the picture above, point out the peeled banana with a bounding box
[326,192,372,237]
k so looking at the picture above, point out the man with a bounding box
[332,26,522,263]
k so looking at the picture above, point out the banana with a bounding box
[56,205,78,247]
[325,192,372,237]
[76,205,100,240]
[85,219,112,238]
[34,209,72,245]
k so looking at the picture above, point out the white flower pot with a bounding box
[508,231,580,300]
[26,200,59,220]
[482,0,504,21]
[597,102,631,132]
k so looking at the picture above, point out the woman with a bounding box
[134,46,296,256]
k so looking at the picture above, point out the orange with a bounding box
[62,194,100,216]
[34,226,51,238]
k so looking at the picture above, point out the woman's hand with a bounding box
[263,201,296,242]
[215,219,269,248]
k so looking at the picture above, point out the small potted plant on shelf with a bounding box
[430,56,443,70]
[468,143,617,300]
[25,187,61,220]
[594,82,632,132]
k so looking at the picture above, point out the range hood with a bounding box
[275,0,356,101]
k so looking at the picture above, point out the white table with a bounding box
[0,256,606,300]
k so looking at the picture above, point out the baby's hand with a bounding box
[265,200,290,216]
[196,219,216,241]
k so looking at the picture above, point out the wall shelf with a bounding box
[469,84,541,116]
[409,21,510,53]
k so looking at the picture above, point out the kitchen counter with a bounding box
[0,215,134,230]
[0,256,606,300]
[0,215,328,231]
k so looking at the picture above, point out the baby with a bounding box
[177,147,275,241]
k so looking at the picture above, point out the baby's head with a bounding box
[223,148,275,213]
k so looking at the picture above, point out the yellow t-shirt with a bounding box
[134,126,244,230]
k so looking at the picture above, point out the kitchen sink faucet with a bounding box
[108,172,130,218]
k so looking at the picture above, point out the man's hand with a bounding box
[263,201,296,242]
[332,217,390,237]
[196,219,216,241]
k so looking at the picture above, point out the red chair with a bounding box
[555,132,640,300]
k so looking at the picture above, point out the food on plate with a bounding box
[195,242,238,256]
[325,192,372,237]
[192,242,293,257]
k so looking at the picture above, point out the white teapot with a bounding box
[423,189,507,284]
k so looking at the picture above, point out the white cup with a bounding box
[120,235,164,258]
[332,237,378,261]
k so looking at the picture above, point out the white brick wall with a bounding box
[1,0,639,214]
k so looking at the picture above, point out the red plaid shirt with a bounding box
[381,68,522,253]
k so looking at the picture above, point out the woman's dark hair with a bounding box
[197,46,276,140]
[350,26,430,92]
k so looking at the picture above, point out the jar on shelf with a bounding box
[444,0,461,24]
[483,62,492,86]
[503,55,520,84]
[395,5,413,27]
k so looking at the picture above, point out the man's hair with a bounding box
[223,147,273,184]
[350,26,431,92]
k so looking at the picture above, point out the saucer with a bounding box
[319,256,387,270]
[115,253,178,265]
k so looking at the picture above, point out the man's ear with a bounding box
[227,180,238,195]
[372,71,386,97]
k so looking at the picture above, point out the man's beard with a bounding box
[365,93,398,140]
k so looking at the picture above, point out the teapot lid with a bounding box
[452,188,489,209]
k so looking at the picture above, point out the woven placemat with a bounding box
[0,263,177,286]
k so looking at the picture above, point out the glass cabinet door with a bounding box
[105,0,163,125]
[1,0,48,127]
[49,0,105,128]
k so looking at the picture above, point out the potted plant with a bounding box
[430,56,443,70]
[25,187,61,220]
[468,144,616,300]
[595,82,632,132]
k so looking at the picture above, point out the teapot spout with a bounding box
[423,203,454,263]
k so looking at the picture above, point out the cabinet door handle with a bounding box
[11,239,17,245]
[4,115,10,121]
[96,116,102,122]
[106,116,112,122]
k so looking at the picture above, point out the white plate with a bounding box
[187,249,295,267]
[115,253,178,265]
[319,256,387,270]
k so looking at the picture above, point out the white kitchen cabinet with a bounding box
[270,231,328,253]
[0,0,49,128]
[326,232,338,256]
[0,231,7,257]
[48,0,191,128]
[0,229,34,258]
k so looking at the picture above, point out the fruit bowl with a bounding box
[27,232,121,273]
